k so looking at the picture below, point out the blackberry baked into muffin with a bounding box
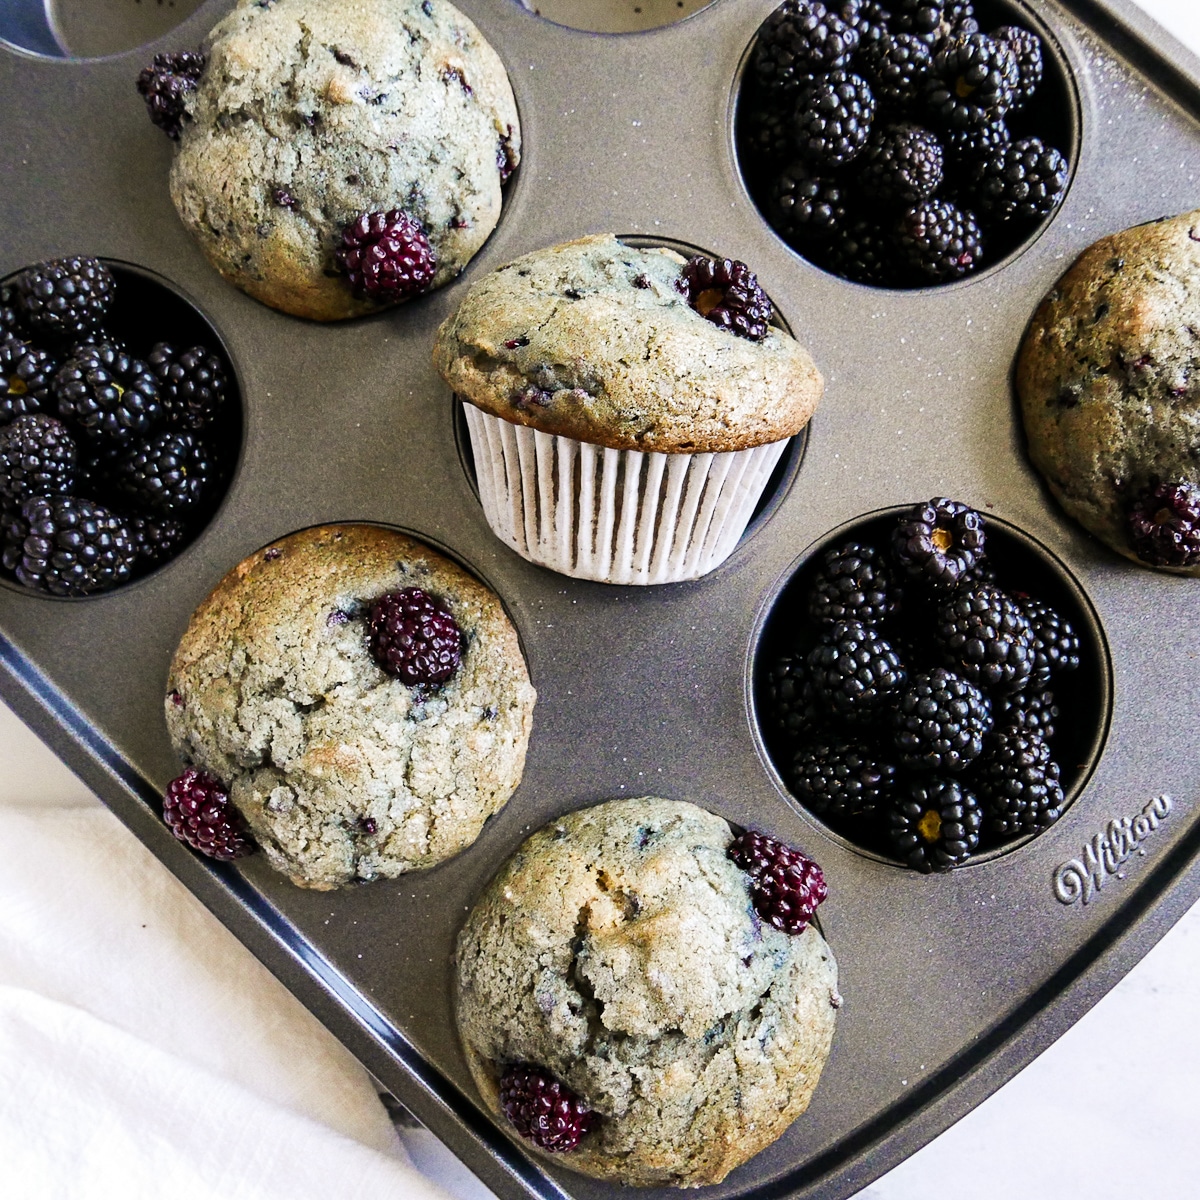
[145,0,520,320]
[164,524,536,888]
[455,797,838,1186]
[434,234,823,583]
[1018,209,1200,573]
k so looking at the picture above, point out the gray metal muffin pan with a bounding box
[2,1,1200,1196]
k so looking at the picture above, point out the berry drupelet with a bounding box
[366,588,463,685]
[54,343,163,445]
[891,497,986,589]
[108,430,212,515]
[936,582,1037,693]
[137,50,206,140]
[806,619,907,723]
[1,337,56,423]
[888,776,982,871]
[925,33,1020,129]
[973,137,1069,222]
[890,666,993,772]
[679,256,773,341]
[857,123,944,205]
[794,71,878,167]
[789,739,898,820]
[897,198,983,280]
[499,1066,595,1153]
[15,256,114,344]
[1127,481,1200,568]
[162,767,254,860]
[336,210,437,302]
[0,414,77,501]
[728,829,828,933]
[147,342,229,432]
[753,1,861,97]
[807,540,898,625]
[974,730,1064,837]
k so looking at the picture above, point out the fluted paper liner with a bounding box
[463,404,789,584]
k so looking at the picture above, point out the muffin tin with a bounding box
[3,1,1200,1198]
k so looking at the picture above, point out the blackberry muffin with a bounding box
[1018,209,1200,573]
[156,0,519,320]
[434,234,823,583]
[165,524,536,888]
[455,797,839,1186]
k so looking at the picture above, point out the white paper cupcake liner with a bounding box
[463,404,790,585]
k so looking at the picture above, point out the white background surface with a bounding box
[3,0,1200,1196]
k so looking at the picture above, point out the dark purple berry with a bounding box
[679,256,773,341]
[728,829,828,933]
[107,431,211,514]
[806,620,907,722]
[1,337,57,422]
[925,33,1020,130]
[936,583,1037,693]
[858,123,944,205]
[0,414,76,500]
[1128,481,1200,568]
[892,497,986,589]
[54,343,163,445]
[753,1,861,97]
[147,342,229,432]
[890,666,992,772]
[367,587,462,684]
[137,51,206,140]
[162,768,254,860]
[888,776,982,871]
[897,199,983,280]
[973,137,1069,221]
[335,210,437,302]
[994,25,1043,108]
[499,1065,595,1152]
[794,70,877,167]
[16,257,115,343]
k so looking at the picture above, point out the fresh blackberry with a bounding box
[1018,596,1080,685]
[0,283,28,343]
[897,198,983,281]
[807,540,898,625]
[728,829,828,933]
[335,210,437,302]
[825,217,896,286]
[925,33,1019,129]
[753,2,861,97]
[956,556,998,588]
[891,497,986,589]
[136,51,206,140]
[789,739,897,820]
[743,105,795,166]
[367,587,463,685]
[891,667,992,772]
[2,495,136,595]
[936,583,1036,693]
[888,777,981,871]
[806,620,907,723]
[794,71,877,167]
[499,1065,595,1153]
[764,651,823,740]
[146,342,229,432]
[162,767,254,861]
[107,431,212,515]
[890,0,948,43]
[974,730,1064,837]
[995,686,1058,740]
[54,343,163,445]
[770,160,849,244]
[856,33,933,111]
[858,123,944,204]
[1,337,56,422]
[994,25,1043,109]
[973,137,1068,221]
[15,257,115,344]
[838,0,890,49]
[0,414,76,500]
[679,256,773,341]
[944,119,1010,172]
[1128,481,1200,568]
[127,514,189,566]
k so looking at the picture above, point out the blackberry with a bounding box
[753,2,860,97]
[0,414,76,500]
[995,686,1058,740]
[891,497,986,589]
[146,342,229,432]
[162,768,254,861]
[807,540,898,625]
[1,337,56,422]
[888,777,982,871]
[743,105,795,165]
[897,198,983,281]
[136,51,206,140]
[763,651,823,740]
[728,829,828,933]
[54,343,163,445]
[890,667,992,772]
[974,731,1064,837]
[995,25,1043,109]
[936,583,1037,693]
[944,119,1010,171]
[806,620,907,723]
[1018,596,1080,684]
[825,217,896,286]
[1128,481,1200,568]
[770,160,849,243]
[973,137,1068,221]
[794,71,877,167]
[856,33,933,111]
[838,0,890,49]
[789,739,897,820]
[925,34,1019,129]
[15,257,115,343]
[679,256,773,341]
[890,0,948,43]
[858,123,944,205]
[335,210,437,302]
[0,283,28,343]
[2,495,136,595]
[128,514,189,566]
[107,431,212,515]
[367,587,463,685]
[499,1065,595,1153]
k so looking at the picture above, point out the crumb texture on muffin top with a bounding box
[165,524,536,889]
[455,797,838,1187]
[170,0,520,321]
[1017,209,1200,573]
[434,235,824,453]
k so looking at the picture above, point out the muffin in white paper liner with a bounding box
[463,403,789,585]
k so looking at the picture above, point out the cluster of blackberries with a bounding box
[761,498,1084,871]
[739,0,1071,286]
[0,257,234,596]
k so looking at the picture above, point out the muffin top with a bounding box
[434,235,824,453]
[455,797,839,1187]
[166,524,536,889]
[1018,209,1200,573]
[169,0,519,321]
